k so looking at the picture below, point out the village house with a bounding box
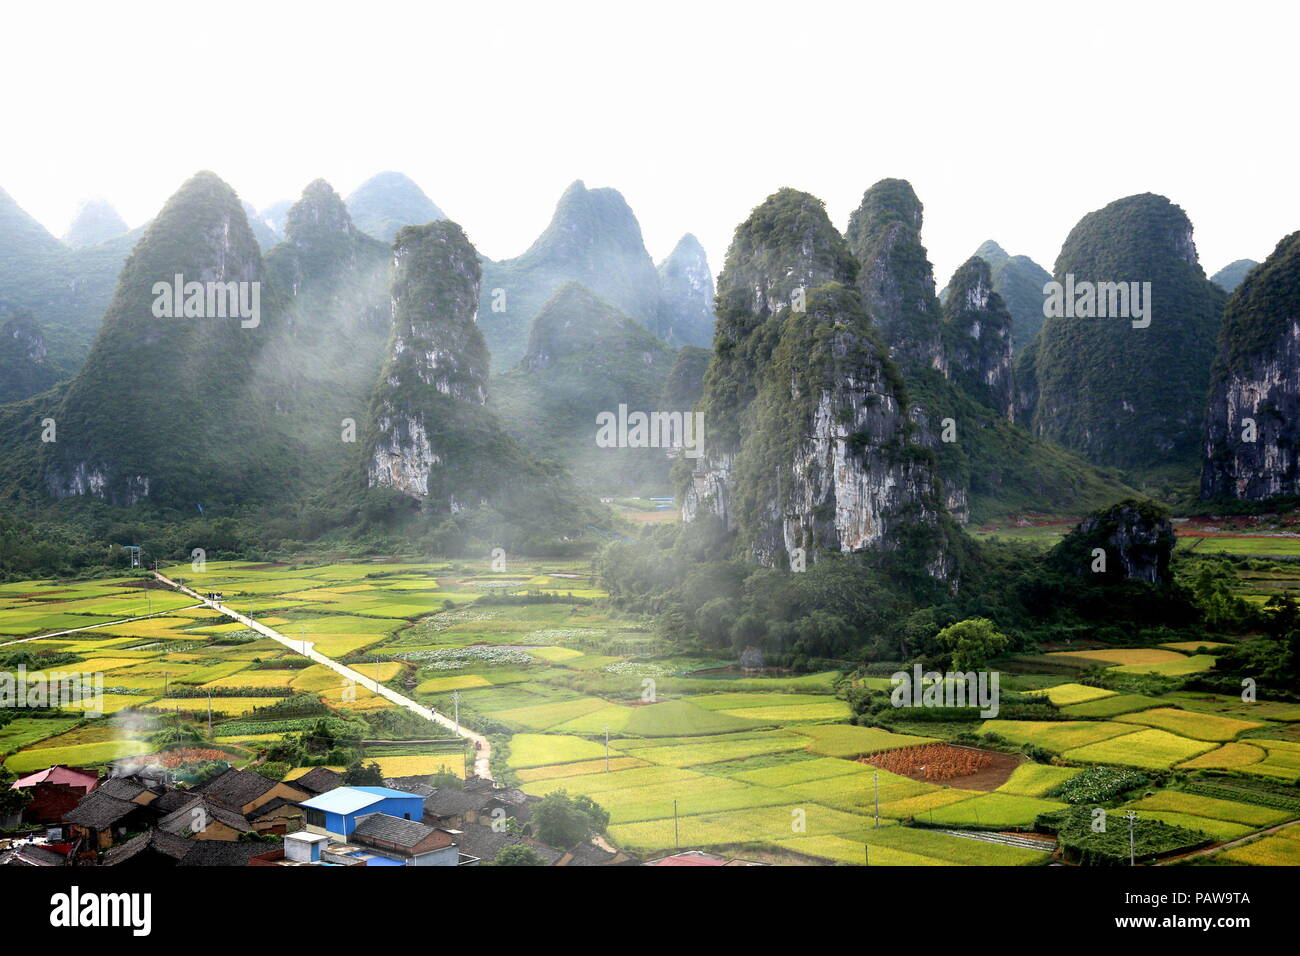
[299,785,425,839]
[8,765,98,825]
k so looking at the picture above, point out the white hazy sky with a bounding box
[3,0,1296,284]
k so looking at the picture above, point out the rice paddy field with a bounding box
[2,556,1298,866]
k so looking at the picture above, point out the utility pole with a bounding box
[674,799,679,849]
[452,691,460,733]
[604,726,610,772]
[207,694,212,738]
[864,844,869,866]
[874,770,880,828]
[1125,811,1138,866]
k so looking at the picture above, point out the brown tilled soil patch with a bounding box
[859,743,1022,791]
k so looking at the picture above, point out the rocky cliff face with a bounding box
[366,220,491,501]
[941,256,1015,420]
[1054,499,1175,585]
[345,171,446,242]
[62,198,129,248]
[1201,232,1300,499]
[684,189,951,577]
[654,233,715,347]
[41,171,275,508]
[0,310,62,404]
[846,179,944,371]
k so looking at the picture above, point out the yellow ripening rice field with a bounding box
[1046,648,1187,666]
[1113,707,1264,741]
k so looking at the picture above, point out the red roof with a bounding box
[11,765,99,791]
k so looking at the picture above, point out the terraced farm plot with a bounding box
[1125,791,1293,827]
[980,720,1136,752]
[549,704,634,734]
[863,824,1052,865]
[5,739,153,773]
[1063,728,1216,769]
[878,789,979,819]
[200,669,298,690]
[1046,648,1187,666]
[519,764,700,796]
[623,732,808,768]
[414,674,493,693]
[777,833,951,866]
[620,699,769,737]
[1060,694,1168,718]
[1029,683,1116,706]
[691,692,840,712]
[730,756,871,788]
[602,781,791,825]
[367,753,465,778]
[514,756,650,782]
[780,766,935,812]
[0,717,81,753]
[1114,707,1264,742]
[1218,830,1300,865]
[494,697,611,730]
[1177,742,1268,769]
[1159,640,1230,652]
[1127,811,1252,841]
[1110,654,1217,677]
[717,701,850,722]
[609,802,873,854]
[507,733,609,769]
[915,792,1066,830]
[147,696,287,717]
[793,724,938,758]
[997,763,1084,797]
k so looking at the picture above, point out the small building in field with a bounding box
[299,786,425,839]
[10,766,98,824]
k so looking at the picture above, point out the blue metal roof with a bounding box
[299,786,422,815]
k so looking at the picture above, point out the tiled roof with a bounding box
[352,812,452,851]
[292,767,343,795]
[64,791,141,829]
[102,830,193,866]
[194,768,277,808]
[157,796,252,837]
[177,839,283,867]
[95,777,150,802]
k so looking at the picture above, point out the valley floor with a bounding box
[2,549,1298,865]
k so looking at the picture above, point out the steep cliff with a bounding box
[255,179,392,486]
[1050,499,1176,586]
[684,188,952,577]
[941,256,1015,421]
[1028,193,1226,473]
[0,310,63,404]
[654,233,715,347]
[40,171,280,508]
[845,179,944,371]
[1201,231,1300,499]
[365,221,532,506]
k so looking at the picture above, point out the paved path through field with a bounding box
[0,603,205,648]
[151,571,493,780]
